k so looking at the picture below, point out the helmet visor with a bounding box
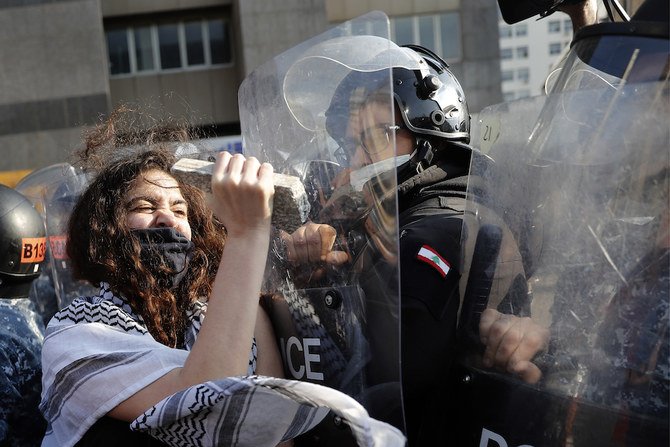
[283,36,425,134]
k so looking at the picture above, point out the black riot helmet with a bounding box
[392,44,470,146]
[0,185,46,297]
[323,42,470,172]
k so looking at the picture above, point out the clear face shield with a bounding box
[454,23,669,446]
[238,12,412,430]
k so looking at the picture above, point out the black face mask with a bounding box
[131,227,194,289]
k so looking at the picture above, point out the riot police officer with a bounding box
[0,184,47,446]
[277,42,549,445]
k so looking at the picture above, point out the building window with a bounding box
[499,25,512,38]
[517,67,529,84]
[500,48,513,60]
[133,27,155,71]
[439,13,461,60]
[548,20,561,33]
[501,70,514,82]
[391,12,462,61]
[106,18,233,77]
[517,89,531,99]
[515,24,528,37]
[549,42,562,55]
[209,20,232,64]
[158,24,181,69]
[393,16,413,45]
[419,15,435,49]
[516,46,529,58]
[106,29,130,75]
[564,19,573,34]
[185,21,205,66]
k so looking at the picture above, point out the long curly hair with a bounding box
[67,111,225,347]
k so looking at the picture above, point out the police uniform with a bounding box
[395,159,467,445]
[0,299,46,446]
[374,150,527,445]
[0,185,49,446]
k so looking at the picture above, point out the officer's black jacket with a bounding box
[0,298,46,447]
[266,149,528,446]
[361,149,528,445]
[394,154,470,445]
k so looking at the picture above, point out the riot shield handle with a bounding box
[458,224,503,349]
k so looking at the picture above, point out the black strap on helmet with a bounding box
[414,138,435,173]
[402,44,450,73]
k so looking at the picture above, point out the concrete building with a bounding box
[326,0,503,113]
[0,0,501,174]
[0,0,110,175]
[498,11,574,101]
[497,0,648,102]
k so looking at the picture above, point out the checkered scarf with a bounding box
[39,283,405,446]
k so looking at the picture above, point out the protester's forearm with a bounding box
[182,231,271,383]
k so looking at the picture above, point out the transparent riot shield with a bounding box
[451,24,669,447]
[15,163,95,322]
[39,164,95,311]
[239,12,407,432]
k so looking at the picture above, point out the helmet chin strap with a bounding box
[403,136,474,179]
[411,138,435,173]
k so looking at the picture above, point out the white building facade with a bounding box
[498,12,574,101]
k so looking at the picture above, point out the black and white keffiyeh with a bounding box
[40,283,405,447]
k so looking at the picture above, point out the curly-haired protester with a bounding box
[38,115,404,447]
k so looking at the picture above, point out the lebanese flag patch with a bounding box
[416,245,451,278]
